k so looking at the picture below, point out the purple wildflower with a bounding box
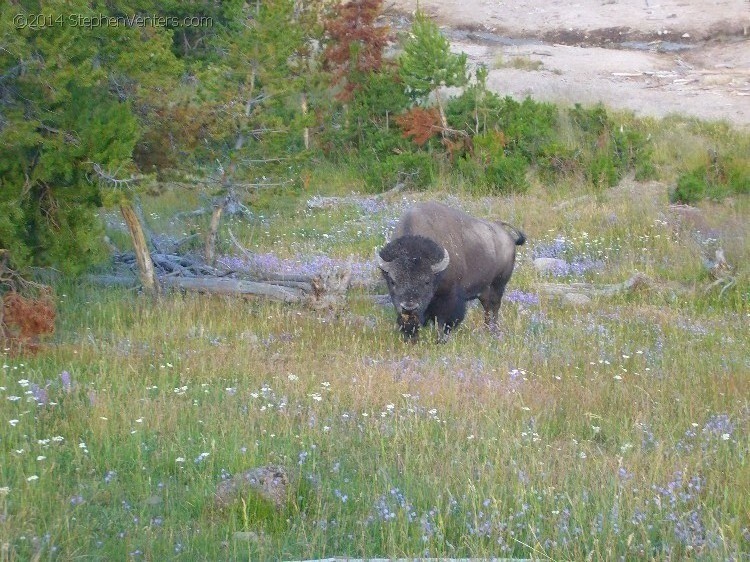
[532,237,569,260]
[30,384,48,405]
[505,290,540,305]
[69,494,85,506]
[702,414,734,438]
[60,371,72,392]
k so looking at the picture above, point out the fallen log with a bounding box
[162,277,305,302]
[86,274,306,302]
[537,272,651,298]
[86,266,352,309]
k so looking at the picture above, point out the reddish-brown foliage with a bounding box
[442,135,473,162]
[1,291,56,354]
[395,107,442,146]
[323,0,390,101]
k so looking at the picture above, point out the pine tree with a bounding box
[399,11,467,129]
[0,1,181,276]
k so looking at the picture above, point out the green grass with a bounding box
[3,134,750,561]
[493,54,545,71]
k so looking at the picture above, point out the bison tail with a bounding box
[498,221,526,246]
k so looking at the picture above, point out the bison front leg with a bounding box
[429,294,466,343]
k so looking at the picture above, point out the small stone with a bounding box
[238,331,259,344]
[563,293,591,306]
[145,495,162,506]
[214,465,290,509]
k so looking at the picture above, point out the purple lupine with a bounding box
[30,383,48,405]
[60,371,72,392]
[69,495,85,506]
[532,237,569,260]
[702,414,734,438]
[505,289,540,305]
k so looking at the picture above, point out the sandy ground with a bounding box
[388,0,750,126]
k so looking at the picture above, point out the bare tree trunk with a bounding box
[205,197,228,266]
[120,202,158,294]
[301,92,309,150]
[434,90,448,133]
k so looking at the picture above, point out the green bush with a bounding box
[497,97,558,162]
[726,158,750,195]
[484,153,529,193]
[614,128,657,181]
[671,153,750,204]
[362,151,437,192]
[570,103,609,137]
[586,150,621,189]
[459,132,528,193]
[670,169,706,204]
[444,85,505,134]
[322,69,411,157]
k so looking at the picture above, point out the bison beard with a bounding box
[378,202,525,342]
[398,310,421,338]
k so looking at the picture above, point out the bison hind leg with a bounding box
[479,279,509,332]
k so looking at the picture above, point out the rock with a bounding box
[145,495,163,506]
[232,531,260,542]
[214,465,290,509]
[563,293,591,306]
[533,257,567,273]
[238,331,259,344]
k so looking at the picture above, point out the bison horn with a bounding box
[376,250,392,274]
[431,248,450,273]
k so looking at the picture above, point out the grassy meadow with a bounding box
[2,120,749,560]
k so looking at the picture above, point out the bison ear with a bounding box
[431,247,450,273]
[376,249,392,274]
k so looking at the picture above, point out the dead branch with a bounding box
[163,277,305,302]
[227,228,254,262]
[537,273,652,297]
[37,124,80,146]
[84,273,349,307]
[89,162,144,189]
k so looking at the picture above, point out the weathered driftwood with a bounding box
[162,277,305,301]
[119,202,158,294]
[87,274,305,302]
[87,262,352,309]
[537,272,651,298]
[116,252,221,277]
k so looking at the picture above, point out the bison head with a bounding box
[377,235,450,335]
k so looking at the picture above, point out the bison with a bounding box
[377,201,525,341]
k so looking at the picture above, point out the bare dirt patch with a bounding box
[388,0,750,126]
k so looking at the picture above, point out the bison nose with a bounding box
[400,301,418,312]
